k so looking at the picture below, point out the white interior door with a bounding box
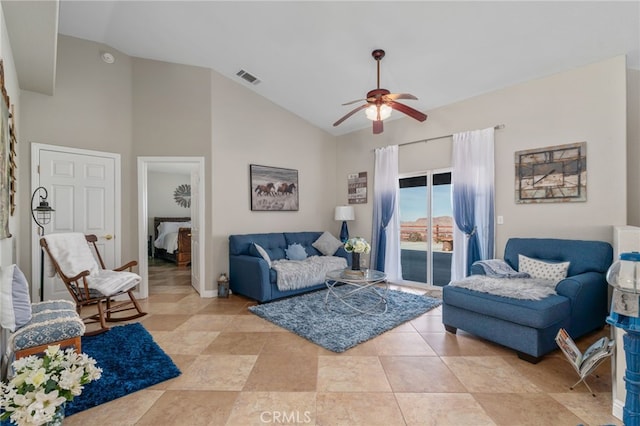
[190,167,201,292]
[32,144,120,301]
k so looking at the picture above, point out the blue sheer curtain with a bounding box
[451,128,495,280]
[371,145,402,281]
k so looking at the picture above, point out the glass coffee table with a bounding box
[325,269,388,314]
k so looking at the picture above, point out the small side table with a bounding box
[325,269,388,314]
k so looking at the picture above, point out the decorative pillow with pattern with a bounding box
[285,243,308,261]
[312,231,343,256]
[518,254,570,282]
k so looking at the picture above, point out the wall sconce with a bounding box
[31,186,54,301]
[334,205,355,243]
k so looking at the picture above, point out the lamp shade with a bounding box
[334,206,355,221]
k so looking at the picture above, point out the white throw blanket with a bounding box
[271,256,347,291]
[43,233,140,296]
[448,275,557,300]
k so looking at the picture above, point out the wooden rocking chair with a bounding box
[40,233,147,335]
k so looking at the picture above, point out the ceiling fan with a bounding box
[333,49,427,134]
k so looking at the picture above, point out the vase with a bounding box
[46,403,65,426]
[351,252,360,271]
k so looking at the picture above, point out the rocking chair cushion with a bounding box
[88,269,140,296]
[43,233,100,278]
[0,264,32,332]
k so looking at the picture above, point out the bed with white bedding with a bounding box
[153,217,192,267]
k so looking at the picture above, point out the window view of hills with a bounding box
[400,216,454,252]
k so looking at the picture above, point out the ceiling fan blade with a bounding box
[342,99,367,106]
[333,104,368,127]
[387,101,428,122]
[373,120,383,134]
[383,93,418,102]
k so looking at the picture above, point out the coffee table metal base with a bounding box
[324,269,388,315]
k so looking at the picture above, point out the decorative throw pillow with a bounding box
[0,264,32,332]
[251,243,272,267]
[518,254,570,282]
[285,243,308,261]
[312,231,343,256]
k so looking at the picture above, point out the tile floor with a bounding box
[65,260,621,426]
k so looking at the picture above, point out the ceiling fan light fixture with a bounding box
[365,104,392,121]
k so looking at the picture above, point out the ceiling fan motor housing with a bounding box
[333,47,427,133]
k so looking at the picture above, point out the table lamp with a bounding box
[334,206,355,242]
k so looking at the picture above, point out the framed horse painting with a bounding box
[250,164,299,211]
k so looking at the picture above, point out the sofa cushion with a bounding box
[284,232,323,256]
[285,243,308,261]
[518,255,569,282]
[312,231,343,256]
[504,238,612,276]
[443,285,570,329]
[229,233,287,258]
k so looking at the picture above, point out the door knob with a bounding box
[103,234,113,240]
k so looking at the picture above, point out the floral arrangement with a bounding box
[0,345,102,426]
[344,237,371,254]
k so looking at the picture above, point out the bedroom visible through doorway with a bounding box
[137,157,206,299]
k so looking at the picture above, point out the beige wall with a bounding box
[19,35,134,284]
[0,0,21,372]
[210,69,338,281]
[0,3,19,267]
[131,57,213,290]
[628,68,640,226]
[336,56,628,259]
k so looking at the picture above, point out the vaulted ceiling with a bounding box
[6,1,640,136]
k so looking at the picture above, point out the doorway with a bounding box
[398,170,453,286]
[137,157,206,298]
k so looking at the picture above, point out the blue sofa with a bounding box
[442,238,613,363]
[228,231,350,303]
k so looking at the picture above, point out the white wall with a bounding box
[147,171,191,237]
[336,56,628,258]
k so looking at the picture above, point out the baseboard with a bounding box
[201,289,216,298]
[612,398,624,420]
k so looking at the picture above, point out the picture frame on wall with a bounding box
[515,141,587,203]
[250,164,299,211]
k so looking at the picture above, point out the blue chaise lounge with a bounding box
[442,237,613,363]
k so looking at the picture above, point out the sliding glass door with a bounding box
[399,170,453,286]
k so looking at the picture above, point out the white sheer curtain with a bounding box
[371,145,402,281]
[451,127,495,281]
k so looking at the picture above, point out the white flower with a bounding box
[0,345,101,426]
[344,237,371,254]
[44,345,60,357]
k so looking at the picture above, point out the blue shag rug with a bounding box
[249,287,442,352]
[66,322,181,416]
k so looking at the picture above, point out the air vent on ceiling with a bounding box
[236,69,261,85]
